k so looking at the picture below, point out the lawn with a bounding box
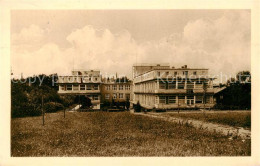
[160,111,251,129]
[11,111,250,156]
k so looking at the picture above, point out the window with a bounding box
[95,77,98,81]
[113,85,117,90]
[119,85,124,90]
[80,84,85,90]
[93,84,98,90]
[187,89,193,94]
[125,85,130,90]
[183,71,188,76]
[60,85,65,91]
[186,82,194,89]
[66,85,72,91]
[119,93,124,99]
[105,94,110,100]
[89,77,91,81]
[93,95,99,100]
[113,93,117,99]
[168,82,176,89]
[195,81,203,89]
[206,96,211,103]
[196,95,203,103]
[174,72,177,76]
[193,71,197,75]
[169,96,176,104]
[87,84,92,90]
[157,72,160,77]
[159,96,166,104]
[125,94,130,100]
[159,82,166,89]
[178,95,185,104]
[178,82,185,89]
[106,85,110,90]
[73,85,79,90]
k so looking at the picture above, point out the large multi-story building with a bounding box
[58,64,216,110]
[58,70,102,109]
[132,64,215,110]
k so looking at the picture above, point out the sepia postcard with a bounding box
[0,0,260,166]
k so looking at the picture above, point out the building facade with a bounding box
[58,70,102,109]
[132,64,215,110]
[100,79,132,103]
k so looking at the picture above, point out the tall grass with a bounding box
[11,112,250,156]
[164,111,251,129]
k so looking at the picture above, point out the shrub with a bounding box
[44,102,64,113]
[134,101,141,112]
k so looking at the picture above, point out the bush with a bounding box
[11,104,42,118]
[134,101,141,112]
[44,102,64,113]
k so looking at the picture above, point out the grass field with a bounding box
[11,112,250,156]
[161,111,251,129]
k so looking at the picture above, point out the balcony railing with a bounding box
[58,89,101,94]
[134,88,214,94]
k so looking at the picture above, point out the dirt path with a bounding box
[133,112,251,140]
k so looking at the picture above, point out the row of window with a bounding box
[157,71,206,77]
[159,82,208,90]
[105,85,131,91]
[86,95,99,100]
[60,84,99,91]
[105,93,130,100]
[60,77,100,82]
[157,95,211,104]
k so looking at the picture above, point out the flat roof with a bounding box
[133,63,170,67]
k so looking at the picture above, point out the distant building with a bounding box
[100,78,132,103]
[132,64,215,110]
[58,70,102,109]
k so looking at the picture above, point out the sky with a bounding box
[11,10,250,80]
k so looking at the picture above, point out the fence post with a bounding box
[42,95,45,126]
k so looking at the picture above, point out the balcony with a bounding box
[134,88,214,94]
[58,89,101,94]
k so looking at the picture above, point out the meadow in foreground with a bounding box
[161,111,251,129]
[11,112,250,156]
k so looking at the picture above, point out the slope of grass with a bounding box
[163,111,251,129]
[11,112,250,156]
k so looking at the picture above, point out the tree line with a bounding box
[11,74,74,118]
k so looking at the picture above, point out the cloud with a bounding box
[66,26,138,76]
[12,24,46,53]
[11,11,250,81]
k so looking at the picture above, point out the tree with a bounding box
[236,71,251,83]
[125,97,130,110]
[134,101,141,112]
[202,81,208,110]
[111,98,115,107]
